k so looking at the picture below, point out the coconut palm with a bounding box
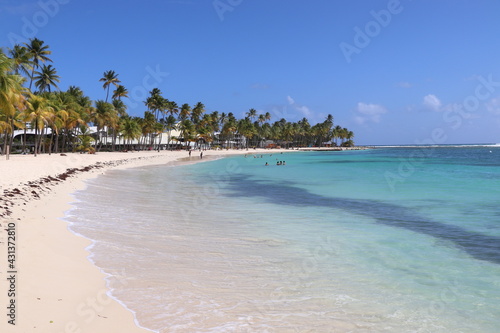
[99,70,120,102]
[209,111,220,134]
[264,112,271,123]
[76,126,95,153]
[165,100,179,119]
[92,100,117,150]
[57,95,86,152]
[191,102,205,124]
[23,95,54,156]
[257,113,266,125]
[24,38,52,91]
[179,103,191,121]
[342,129,354,147]
[145,88,166,121]
[221,116,237,148]
[297,117,311,147]
[67,85,84,98]
[8,44,33,77]
[112,85,128,101]
[178,118,195,149]
[109,99,127,150]
[33,64,60,92]
[162,114,177,149]
[112,99,127,117]
[237,117,256,149]
[119,116,141,150]
[0,53,27,156]
[141,111,157,148]
[246,108,257,122]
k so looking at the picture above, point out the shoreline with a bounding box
[0,148,294,332]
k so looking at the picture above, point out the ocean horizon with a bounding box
[65,145,500,332]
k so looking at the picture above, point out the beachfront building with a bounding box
[7,127,53,153]
[212,132,247,149]
[5,125,183,153]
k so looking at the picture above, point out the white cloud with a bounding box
[355,102,387,124]
[423,94,442,111]
[286,95,312,117]
[354,116,366,125]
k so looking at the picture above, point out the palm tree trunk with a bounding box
[29,67,35,90]
[54,133,59,153]
[39,128,45,154]
[1,130,7,155]
[22,126,27,153]
[112,128,117,151]
[97,126,102,152]
[34,127,38,157]
[157,133,163,151]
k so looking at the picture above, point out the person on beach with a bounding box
[189,150,191,157]
[200,151,203,159]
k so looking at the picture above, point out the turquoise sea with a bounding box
[66,146,500,332]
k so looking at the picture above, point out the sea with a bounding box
[65,145,500,333]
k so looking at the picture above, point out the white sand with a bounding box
[0,149,290,332]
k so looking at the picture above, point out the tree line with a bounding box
[0,38,354,157]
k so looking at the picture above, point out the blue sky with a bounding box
[1,0,500,145]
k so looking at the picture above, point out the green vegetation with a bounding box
[0,39,355,156]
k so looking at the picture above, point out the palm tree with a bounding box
[179,103,191,121]
[54,91,86,152]
[111,99,127,117]
[92,100,117,150]
[162,114,177,150]
[76,126,95,153]
[257,114,266,125]
[109,99,127,150]
[33,64,60,92]
[221,116,237,148]
[264,112,271,123]
[246,108,257,122]
[166,100,179,119]
[209,111,220,133]
[24,38,52,91]
[145,89,166,121]
[112,85,128,101]
[296,117,310,147]
[99,70,120,102]
[343,129,354,147]
[23,95,54,156]
[281,121,296,148]
[178,118,194,149]
[119,116,141,150]
[67,85,83,98]
[259,122,271,147]
[237,117,256,149]
[191,102,205,125]
[141,111,157,148]
[8,44,33,78]
[0,53,27,157]
[48,107,67,154]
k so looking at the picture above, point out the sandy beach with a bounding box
[0,149,287,333]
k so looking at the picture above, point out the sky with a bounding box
[1,0,500,145]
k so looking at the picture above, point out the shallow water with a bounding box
[67,146,500,332]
